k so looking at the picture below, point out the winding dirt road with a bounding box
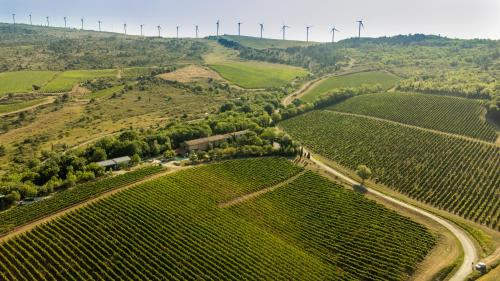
[308,153,478,281]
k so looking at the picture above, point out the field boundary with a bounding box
[326,110,497,147]
[0,97,55,117]
[218,170,306,208]
[0,166,186,243]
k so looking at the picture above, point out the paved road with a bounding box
[308,153,478,281]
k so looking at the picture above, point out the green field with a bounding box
[301,71,401,102]
[222,35,318,49]
[0,71,59,95]
[0,98,49,114]
[0,166,163,235]
[281,111,500,230]
[328,92,498,142]
[42,69,118,92]
[231,171,435,281]
[87,85,125,99]
[209,61,308,88]
[0,158,435,280]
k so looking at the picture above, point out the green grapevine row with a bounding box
[0,165,164,235]
[281,111,500,230]
[0,158,434,280]
[230,171,436,281]
[328,92,497,142]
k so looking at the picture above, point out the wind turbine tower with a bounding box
[12,14,15,25]
[98,20,102,32]
[195,25,199,39]
[124,23,127,35]
[237,21,242,36]
[46,16,49,27]
[281,24,290,40]
[216,20,220,37]
[306,25,312,42]
[356,20,364,38]
[157,25,161,37]
[330,26,339,43]
[63,17,67,28]
[176,26,180,39]
[259,23,264,39]
[29,14,32,25]
[81,18,84,30]
[140,24,144,36]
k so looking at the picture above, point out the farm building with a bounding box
[182,130,249,152]
[96,156,131,170]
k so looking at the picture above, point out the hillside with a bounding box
[0,158,435,280]
[221,35,318,49]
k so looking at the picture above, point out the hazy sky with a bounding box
[2,0,499,41]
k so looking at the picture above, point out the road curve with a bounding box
[308,154,478,281]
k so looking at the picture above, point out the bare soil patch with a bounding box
[157,65,223,83]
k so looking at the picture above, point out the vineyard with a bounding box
[328,92,497,142]
[0,157,436,280]
[230,171,436,281]
[0,166,164,235]
[281,111,500,230]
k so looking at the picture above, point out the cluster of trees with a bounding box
[215,37,346,72]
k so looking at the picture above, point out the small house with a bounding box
[182,130,249,152]
[97,156,132,170]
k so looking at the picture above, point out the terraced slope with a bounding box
[328,92,497,142]
[281,111,500,230]
[0,158,435,280]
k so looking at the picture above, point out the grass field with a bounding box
[41,69,118,93]
[328,92,498,142]
[0,98,48,114]
[301,71,401,102]
[0,158,435,280]
[281,111,500,230]
[0,71,59,96]
[209,61,308,88]
[222,35,318,49]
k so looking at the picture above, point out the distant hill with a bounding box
[220,35,318,49]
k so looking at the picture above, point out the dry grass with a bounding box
[157,65,223,83]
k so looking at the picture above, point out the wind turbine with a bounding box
[330,26,339,43]
[123,23,127,35]
[46,16,49,27]
[281,24,290,40]
[176,26,180,39]
[259,23,264,39]
[140,24,144,36]
[356,20,364,38]
[98,20,102,32]
[81,18,84,30]
[12,14,15,25]
[306,25,312,42]
[216,20,220,37]
[237,21,242,36]
[195,25,199,39]
[29,14,32,25]
[63,17,67,28]
[157,25,161,37]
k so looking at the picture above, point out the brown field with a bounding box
[157,65,224,83]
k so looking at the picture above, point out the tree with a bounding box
[130,154,141,165]
[356,165,372,185]
[90,147,107,162]
[0,145,6,157]
[5,190,21,204]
